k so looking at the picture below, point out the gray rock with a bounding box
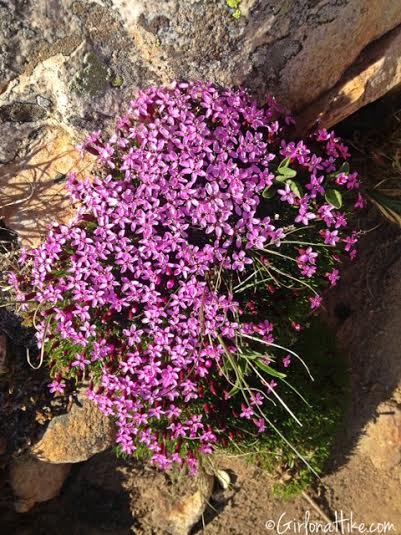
[1,0,401,214]
[1,0,401,164]
[0,102,48,123]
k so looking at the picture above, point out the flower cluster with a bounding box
[13,82,362,472]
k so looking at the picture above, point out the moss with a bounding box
[226,0,241,19]
[70,52,110,97]
[110,73,125,88]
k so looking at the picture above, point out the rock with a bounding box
[359,405,401,471]
[2,1,401,239]
[1,1,401,142]
[215,468,231,490]
[0,102,48,123]
[32,398,114,464]
[152,473,215,535]
[110,0,401,112]
[9,455,71,512]
[1,126,94,248]
[297,24,401,131]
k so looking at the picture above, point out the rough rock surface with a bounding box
[2,1,401,240]
[297,23,401,130]
[9,454,71,512]
[110,0,401,110]
[124,462,215,535]
[31,398,114,464]
[1,126,94,248]
[1,1,401,159]
[154,473,215,535]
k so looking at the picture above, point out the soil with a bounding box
[1,98,401,534]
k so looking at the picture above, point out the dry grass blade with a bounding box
[367,188,401,226]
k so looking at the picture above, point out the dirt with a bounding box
[1,99,401,533]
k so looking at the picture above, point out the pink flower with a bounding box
[277,183,296,204]
[321,229,340,246]
[297,247,318,265]
[250,392,264,406]
[354,193,365,209]
[309,295,322,310]
[335,173,348,185]
[71,353,90,370]
[253,418,266,433]
[266,380,277,392]
[240,404,254,419]
[306,174,325,197]
[48,378,65,394]
[295,207,316,225]
[15,81,361,471]
[325,269,340,286]
[343,233,358,252]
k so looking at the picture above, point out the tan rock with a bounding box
[0,126,93,248]
[359,405,401,471]
[9,454,71,512]
[297,24,401,131]
[153,473,214,535]
[32,397,114,464]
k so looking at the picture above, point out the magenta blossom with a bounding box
[13,81,362,472]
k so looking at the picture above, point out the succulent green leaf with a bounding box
[338,162,350,174]
[287,180,303,198]
[325,189,343,209]
[278,157,291,170]
[277,167,297,179]
[262,187,275,198]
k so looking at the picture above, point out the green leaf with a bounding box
[275,174,289,183]
[278,157,291,170]
[232,8,241,18]
[325,189,342,209]
[262,187,275,198]
[228,371,246,396]
[226,0,239,8]
[277,166,297,179]
[242,350,266,360]
[255,359,287,379]
[287,179,303,198]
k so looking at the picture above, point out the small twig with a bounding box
[301,490,332,524]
